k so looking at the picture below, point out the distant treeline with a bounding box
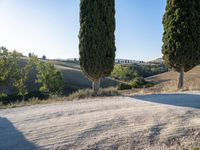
[111,64,168,90]
[129,63,169,78]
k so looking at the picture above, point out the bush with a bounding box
[111,64,138,81]
[68,87,120,100]
[112,64,155,90]
[117,83,132,90]
[0,93,7,105]
[0,93,7,99]
[129,77,146,88]
[100,87,120,96]
[117,77,154,90]
[192,148,200,150]
[111,64,168,80]
[68,89,94,100]
[0,91,49,105]
[143,82,154,88]
[36,61,64,95]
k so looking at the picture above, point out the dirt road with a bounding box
[0,92,200,150]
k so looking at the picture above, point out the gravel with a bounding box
[0,92,200,150]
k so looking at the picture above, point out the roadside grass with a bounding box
[2,65,200,109]
[142,79,200,94]
[145,66,200,93]
[0,96,69,109]
[0,87,120,109]
[68,87,120,101]
[2,83,199,109]
[191,148,200,150]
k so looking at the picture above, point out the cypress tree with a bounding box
[79,0,116,93]
[162,0,200,90]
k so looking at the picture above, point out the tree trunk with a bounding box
[93,79,100,94]
[177,66,184,90]
[22,95,25,103]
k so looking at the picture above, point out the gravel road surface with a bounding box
[0,92,200,150]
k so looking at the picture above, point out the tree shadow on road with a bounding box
[0,117,39,150]
[131,93,200,109]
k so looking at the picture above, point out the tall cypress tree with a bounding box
[79,0,116,93]
[162,0,200,90]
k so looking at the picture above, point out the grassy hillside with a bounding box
[51,59,118,89]
[145,66,200,92]
[51,60,80,70]
[56,64,118,89]
[0,58,118,95]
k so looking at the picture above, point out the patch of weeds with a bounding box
[68,87,120,101]
[191,147,200,150]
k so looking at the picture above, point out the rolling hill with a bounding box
[0,58,118,95]
[146,66,200,92]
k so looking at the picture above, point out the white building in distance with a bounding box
[115,59,144,64]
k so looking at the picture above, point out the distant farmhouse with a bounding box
[115,59,144,65]
[57,58,145,65]
[66,58,79,62]
[53,58,164,66]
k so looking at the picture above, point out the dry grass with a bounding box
[68,87,120,101]
[145,66,200,93]
[0,96,69,109]
[0,87,120,109]
[2,65,200,109]
[192,148,200,150]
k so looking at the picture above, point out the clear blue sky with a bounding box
[0,0,166,61]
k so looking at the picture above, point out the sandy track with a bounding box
[0,92,200,150]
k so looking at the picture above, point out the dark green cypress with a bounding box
[79,0,116,92]
[162,0,200,90]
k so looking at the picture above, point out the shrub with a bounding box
[68,89,94,100]
[111,64,138,81]
[0,93,7,105]
[112,64,156,89]
[143,82,154,88]
[0,91,49,105]
[36,61,64,95]
[191,148,200,150]
[100,87,120,96]
[117,83,132,90]
[0,93,7,99]
[68,87,120,101]
[112,64,168,80]
[129,77,146,88]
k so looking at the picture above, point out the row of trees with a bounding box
[0,47,64,100]
[79,0,200,91]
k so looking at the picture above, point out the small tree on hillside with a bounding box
[13,57,35,101]
[162,0,200,90]
[0,47,20,84]
[36,62,64,95]
[14,65,30,100]
[111,64,138,81]
[79,0,116,93]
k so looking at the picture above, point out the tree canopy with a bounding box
[79,0,116,92]
[162,0,200,72]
